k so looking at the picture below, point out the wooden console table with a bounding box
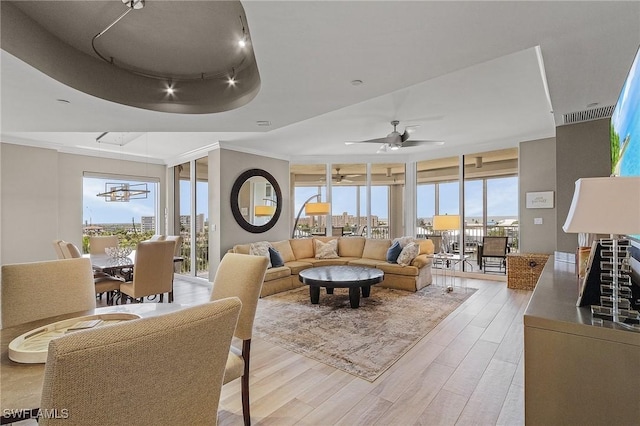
[523,260,640,425]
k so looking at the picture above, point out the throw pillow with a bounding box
[386,241,403,263]
[315,239,339,259]
[268,247,285,268]
[397,242,419,266]
[392,235,415,248]
[249,241,272,268]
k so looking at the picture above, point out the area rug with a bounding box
[253,285,476,381]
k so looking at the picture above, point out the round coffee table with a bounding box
[298,265,384,308]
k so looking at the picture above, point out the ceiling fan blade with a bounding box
[401,140,445,147]
[401,130,410,143]
[345,136,393,145]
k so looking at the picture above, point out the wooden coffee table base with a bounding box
[309,285,372,308]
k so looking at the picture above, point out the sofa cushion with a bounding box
[249,241,272,267]
[338,237,365,257]
[386,241,402,263]
[290,238,314,260]
[418,239,435,255]
[264,266,291,281]
[268,247,285,268]
[315,239,339,259]
[284,260,314,275]
[392,236,415,248]
[297,257,351,267]
[410,254,433,268]
[375,262,419,276]
[348,258,386,268]
[361,239,392,261]
[271,240,296,262]
[232,243,251,255]
[397,242,419,266]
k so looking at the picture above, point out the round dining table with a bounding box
[1,303,185,424]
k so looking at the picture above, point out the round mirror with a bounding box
[231,169,282,233]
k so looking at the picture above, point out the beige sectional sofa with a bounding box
[228,237,435,297]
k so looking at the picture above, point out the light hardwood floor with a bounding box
[163,274,530,426]
[94,274,530,425]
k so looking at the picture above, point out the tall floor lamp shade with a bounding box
[563,176,640,328]
[291,194,331,238]
[433,214,460,253]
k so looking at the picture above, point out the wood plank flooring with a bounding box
[78,274,531,425]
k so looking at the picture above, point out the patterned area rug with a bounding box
[253,284,476,381]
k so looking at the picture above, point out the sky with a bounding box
[84,175,518,225]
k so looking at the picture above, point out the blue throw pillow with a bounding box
[268,247,284,268]
[386,241,402,263]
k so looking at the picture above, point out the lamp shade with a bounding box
[254,205,276,217]
[563,176,640,235]
[432,214,460,231]
[305,202,331,216]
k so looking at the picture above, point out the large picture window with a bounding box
[82,174,159,253]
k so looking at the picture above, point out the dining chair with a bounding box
[120,240,176,303]
[146,234,166,241]
[210,253,269,426]
[39,298,242,426]
[89,235,119,254]
[164,235,184,301]
[1,258,96,329]
[59,241,123,305]
[52,239,65,259]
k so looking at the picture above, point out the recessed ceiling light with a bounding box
[56,99,70,104]
[350,79,363,86]
[256,121,271,127]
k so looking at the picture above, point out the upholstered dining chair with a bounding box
[58,240,123,305]
[89,235,119,254]
[52,239,65,259]
[39,298,242,426]
[120,240,176,303]
[146,234,166,241]
[1,258,96,329]
[210,253,269,426]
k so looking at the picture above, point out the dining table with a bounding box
[0,303,185,424]
[84,252,184,302]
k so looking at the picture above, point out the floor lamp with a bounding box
[433,214,460,254]
[291,194,331,238]
[563,176,640,329]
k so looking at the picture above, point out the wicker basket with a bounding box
[507,253,550,290]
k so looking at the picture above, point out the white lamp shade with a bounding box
[305,202,331,216]
[563,176,640,235]
[433,214,460,231]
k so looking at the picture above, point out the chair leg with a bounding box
[241,339,252,426]
[159,293,164,303]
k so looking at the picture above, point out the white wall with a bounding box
[1,143,166,264]
[209,148,290,275]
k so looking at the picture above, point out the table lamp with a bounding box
[291,194,331,238]
[563,176,640,329]
[433,214,460,254]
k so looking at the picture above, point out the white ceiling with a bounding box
[2,1,640,165]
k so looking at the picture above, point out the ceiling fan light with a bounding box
[390,144,400,151]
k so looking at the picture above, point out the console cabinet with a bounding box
[523,261,640,425]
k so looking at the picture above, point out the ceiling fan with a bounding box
[345,120,444,153]
[320,168,360,183]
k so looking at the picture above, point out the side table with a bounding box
[433,253,470,292]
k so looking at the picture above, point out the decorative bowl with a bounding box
[105,246,132,259]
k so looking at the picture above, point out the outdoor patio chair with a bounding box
[480,236,509,274]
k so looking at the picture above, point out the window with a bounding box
[82,174,158,253]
